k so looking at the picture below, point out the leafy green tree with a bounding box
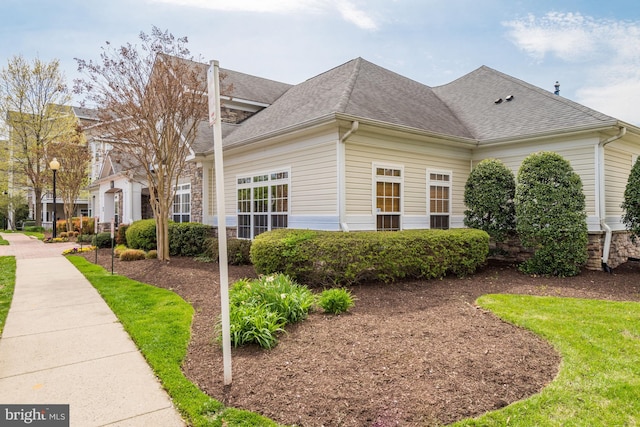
[515,152,588,276]
[464,158,516,241]
[0,55,76,227]
[621,156,640,241]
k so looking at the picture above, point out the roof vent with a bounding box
[505,95,514,101]
[494,98,503,104]
[554,81,560,96]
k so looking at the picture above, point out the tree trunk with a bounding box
[34,188,42,227]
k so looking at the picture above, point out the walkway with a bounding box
[0,232,185,426]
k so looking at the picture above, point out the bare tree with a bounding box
[74,27,209,260]
[0,55,76,227]
[48,125,91,232]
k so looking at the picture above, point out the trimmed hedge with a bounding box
[168,222,214,257]
[250,228,489,286]
[203,237,252,265]
[92,232,113,248]
[126,219,214,256]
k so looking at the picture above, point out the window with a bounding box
[428,171,451,229]
[173,183,191,223]
[237,170,289,239]
[375,166,402,231]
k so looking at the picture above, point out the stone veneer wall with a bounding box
[488,231,635,271]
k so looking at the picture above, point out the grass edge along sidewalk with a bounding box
[452,294,640,426]
[67,256,279,427]
[0,256,17,336]
[68,255,640,426]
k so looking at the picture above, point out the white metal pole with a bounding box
[209,59,232,385]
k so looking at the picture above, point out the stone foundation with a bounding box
[489,231,640,271]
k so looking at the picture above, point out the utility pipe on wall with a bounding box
[339,121,359,232]
[597,126,627,270]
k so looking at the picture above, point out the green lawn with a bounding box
[0,256,17,335]
[67,256,279,427]
[0,235,8,245]
[65,255,640,426]
[452,294,640,426]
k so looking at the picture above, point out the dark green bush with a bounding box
[202,237,252,265]
[116,224,129,246]
[250,228,489,286]
[126,219,157,251]
[515,151,588,276]
[622,156,640,241]
[168,222,213,257]
[92,232,113,248]
[464,158,516,241]
[228,238,252,265]
[317,288,355,314]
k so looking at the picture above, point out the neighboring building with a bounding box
[90,56,640,270]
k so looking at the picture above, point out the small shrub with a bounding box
[126,219,157,251]
[223,274,315,348]
[622,156,640,241]
[228,238,252,265]
[146,250,157,259]
[202,237,219,260]
[114,244,128,257]
[317,288,355,314]
[119,249,147,261]
[168,222,213,257]
[77,234,93,244]
[59,232,69,238]
[92,232,113,248]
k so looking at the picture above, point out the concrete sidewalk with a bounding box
[0,232,185,426]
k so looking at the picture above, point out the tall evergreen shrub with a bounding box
[515,152,588,276]
[464,158,516,241]
[621,156,640,241]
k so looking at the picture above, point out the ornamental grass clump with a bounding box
[119,249,147,261]
[224,273,315,348]
[318,288,355,314]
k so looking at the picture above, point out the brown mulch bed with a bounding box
[80,249,640,426]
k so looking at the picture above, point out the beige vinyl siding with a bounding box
[604,147,632,218]
[210,135,338,218]
[474,139,597,216]
[344,135,471,218]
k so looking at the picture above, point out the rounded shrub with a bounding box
[125,219,157,251]
[515,151,588,276]
[317,288,355,314]
[92,232,113,248]
[146,249,158,259]
[464,158,516,242]
[227,238,252,265]
[116,224,129,246]
[119,249,147,261]
[168,222,213,257]
[621,156,640,241]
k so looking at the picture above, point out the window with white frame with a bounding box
[428,171,451,229]
[173,183,191,223]
[237,170,289,239]
[375,166,402,231]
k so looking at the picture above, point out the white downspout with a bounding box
[598,126,627,270]
[339,121,359,231]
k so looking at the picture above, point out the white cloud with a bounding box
[148,0,378,30]
[503,12,640,125]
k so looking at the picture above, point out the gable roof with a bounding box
[193,58,625,155]
[432,66,618,142]
[216,58,472,149]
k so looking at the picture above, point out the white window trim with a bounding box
[236,167,291,239]
[427,169,452,229]
[372,163,404,230]
[173,183,191,223]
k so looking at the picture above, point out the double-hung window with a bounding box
[375,166,402,231]
[428,171,451,229]
[237,170,289,239]
[173,183,191,223]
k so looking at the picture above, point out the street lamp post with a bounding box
[49,158,60,238]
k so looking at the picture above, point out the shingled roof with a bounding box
[432,65,617,142]
[194,57,622,155]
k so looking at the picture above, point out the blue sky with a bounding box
[3,0,640,125]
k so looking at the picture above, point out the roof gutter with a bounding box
[597,125,627,271]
